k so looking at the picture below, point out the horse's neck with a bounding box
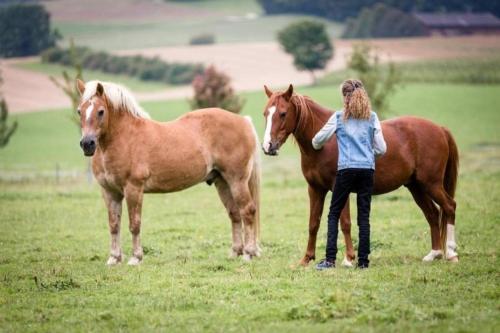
[293,99,334,154]
[99,110,146,151]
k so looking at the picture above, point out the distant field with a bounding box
[1,82,499,332]
[54,15,343,50]
[47,0,343,50]
[321,56,500,86]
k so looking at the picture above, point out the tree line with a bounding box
[257,0,500,21]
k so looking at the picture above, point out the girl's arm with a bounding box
[312,113,338,150]
[373,113,387,156]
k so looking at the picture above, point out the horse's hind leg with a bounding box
[407,183,442,262]
[124,183,144,265]
[426,184,458,262]
[227,179,258,260]
[102,189,124,265]
[214,177,244,258]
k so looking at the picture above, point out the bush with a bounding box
[342,3,426,39]
[189,34,216,45]
[277,20,333,84]
[0,4,60,57]
[41,47,204,85]
[0,70,18,148]
[190,65,245,113]
[347,43,401,118]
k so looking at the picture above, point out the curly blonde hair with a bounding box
[341,79,371,120]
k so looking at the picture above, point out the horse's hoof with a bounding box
[229,249,241,259]
[422,250,443,262]
[242,253,252,262]
[341,257,354,268]
[447,256,459,263]
[127,256,142,266]
[298,257,311,267]
[106,255,122,266]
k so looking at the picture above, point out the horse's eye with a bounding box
[279,112,286,118]
[98,110,104,117]
[77,109,81,116]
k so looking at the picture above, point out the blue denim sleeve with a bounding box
[312,112,338,150]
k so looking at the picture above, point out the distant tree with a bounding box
[347,43,401,118]
[49,40,83,126]
[257,0,500,22]
[190,65,245,114]
[342,3,426,39]
[0,4,60,57]
[277,20,333,84]
[0,70,18,148]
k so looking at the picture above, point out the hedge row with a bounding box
[41,47,204,85]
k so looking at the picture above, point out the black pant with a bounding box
[326,168,374,266]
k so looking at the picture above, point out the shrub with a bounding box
[277,20,333,84]
[41,47,204,85]
[342,3,426,39]
[347,43,401,118]
[0,4,60,57]
[190,65,245,114]
[0,70,18,148]
[189,34,216,45]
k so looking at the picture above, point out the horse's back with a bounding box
[377,116,452,191]
[177,108,258,172]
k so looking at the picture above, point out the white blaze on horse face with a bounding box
[262,106,276,153]
[85,101,94,122]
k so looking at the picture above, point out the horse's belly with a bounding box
[143,166,208,193]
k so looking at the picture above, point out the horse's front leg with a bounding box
[299,186,327,266]
[339,198,355,267]
[102,189,124,265]
[124,183,144,265]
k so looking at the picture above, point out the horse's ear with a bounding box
[76,79,85,96]
[283,84,294,101]
[96,82,104,97]
[264,85,273,98]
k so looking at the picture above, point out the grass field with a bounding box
[52,0,343,51]
[320,57,500,87]
[0,83,499,332]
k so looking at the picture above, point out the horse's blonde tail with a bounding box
[244,116,261,243]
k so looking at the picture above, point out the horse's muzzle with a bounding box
[263,141,280,156]
[80,136,97,156]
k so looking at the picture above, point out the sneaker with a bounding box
[316,259,335,271]
[356,262,369,269]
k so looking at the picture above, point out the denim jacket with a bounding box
[312,110,387,170]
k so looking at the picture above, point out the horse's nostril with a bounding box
[89,140,95,147]
[79,140,84,148]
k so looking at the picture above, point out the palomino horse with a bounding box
[262,84,458,266]
[76,79,261,265]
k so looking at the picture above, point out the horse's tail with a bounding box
[440,127,459,250]
[244,116,261,243]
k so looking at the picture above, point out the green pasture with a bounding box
[55,3,343,51]
[0,83,499,332]
[321,56,500,86]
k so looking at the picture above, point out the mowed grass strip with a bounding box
[0,83,499,332]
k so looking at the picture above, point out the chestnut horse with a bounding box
[76,79,261,265]
[262,85,458,266]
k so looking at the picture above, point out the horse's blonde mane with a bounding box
[82,80,150,119]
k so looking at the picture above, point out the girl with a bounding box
[312,79,386,269]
